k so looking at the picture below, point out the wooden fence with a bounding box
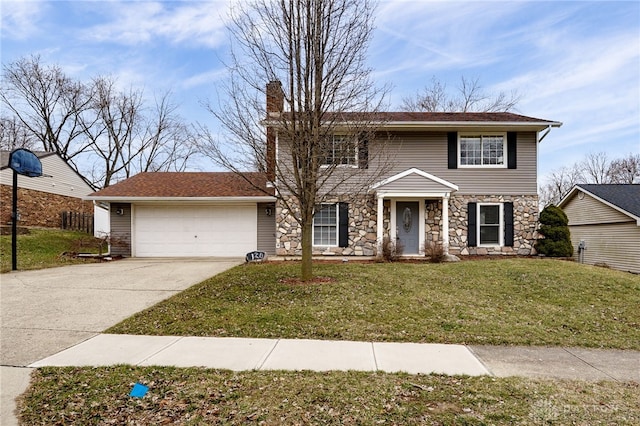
[60,211,94,234]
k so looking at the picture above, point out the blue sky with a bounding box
[2,0,639,183]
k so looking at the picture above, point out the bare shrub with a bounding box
[424,241,446,263]
[381,237,403,262]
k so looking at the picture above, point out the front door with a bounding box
[396,201,419,255]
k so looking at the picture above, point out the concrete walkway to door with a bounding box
[1,257,242,426]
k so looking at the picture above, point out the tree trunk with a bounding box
[300,217,313,281]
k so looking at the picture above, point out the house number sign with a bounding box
[246,251,266,262]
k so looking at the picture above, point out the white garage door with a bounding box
[134,204,257,257]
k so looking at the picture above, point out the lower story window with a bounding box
[313,204,337,246]
[479,204,502,245]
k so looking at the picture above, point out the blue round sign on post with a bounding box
[9,148,43,177]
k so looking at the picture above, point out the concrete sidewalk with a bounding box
[29,334,640,382]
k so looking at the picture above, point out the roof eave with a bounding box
[84,196,277,203]
[380,120,563,131]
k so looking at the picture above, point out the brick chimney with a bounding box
[266,80,284,116]
[265,81,283,181]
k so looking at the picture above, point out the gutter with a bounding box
[83,196,278,203]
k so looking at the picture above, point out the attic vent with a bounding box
[578,191,585,200]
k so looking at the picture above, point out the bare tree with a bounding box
[138,91,198,174]
[0,55,92,169]
[581,151,611,184]
[80,76,197,187]
[200,0,392,280]
[79,76,144,187]
[608,153,640,184]
[402,75,521,112]
[539,164,582,207]
[0,116,37,150]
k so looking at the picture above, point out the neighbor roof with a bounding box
[559,184,640,220]
[87,172,274,200]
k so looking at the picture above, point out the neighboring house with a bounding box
[87,83,561,259]
[0,150,95,229]
[86,172,276,257]
[558,184,640,274]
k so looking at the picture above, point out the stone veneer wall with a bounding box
[274,193,539,257]
[0,185,93,228]
[276,194,379,256]
[448,194,539,256]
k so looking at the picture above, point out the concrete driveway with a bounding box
[0,257,241,425]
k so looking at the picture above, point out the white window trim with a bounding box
[458,133,507,169]
[320,135,359,168]
[312,203,339,247]
[477,203,504,247]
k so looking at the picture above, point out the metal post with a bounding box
[11,170,18,271]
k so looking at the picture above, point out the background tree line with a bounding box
[539,151,640,207]
[1,55,197,188]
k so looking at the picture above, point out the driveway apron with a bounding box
[1,258,241,426]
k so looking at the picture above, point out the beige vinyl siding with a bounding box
[276,131,538,196]
[563,191,631,225]
[0,154,93,198]
[562,191,639,274]
[569,222,640,274]
[377,173,453,193]
[110,203,131,257]
[375,131,538,195]
[257,202,276,254]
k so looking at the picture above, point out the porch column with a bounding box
[442,193,450,254]
[377,194,384,255]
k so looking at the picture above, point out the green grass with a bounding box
[107,258,640,349]
[0,228,101,273]
[18,366,640,425]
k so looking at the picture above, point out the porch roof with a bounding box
[371,168,458,197]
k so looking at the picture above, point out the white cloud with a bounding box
[82,0,230,48]
[0,0,49,40]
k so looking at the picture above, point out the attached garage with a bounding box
[134,204,257,257]
[86,172,276,258]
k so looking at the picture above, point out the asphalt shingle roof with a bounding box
[277,111,559,124]
[578,184,640,218]
[89,172,273,198]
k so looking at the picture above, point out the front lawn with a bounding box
[18,366,640,425]
[0,228,102,273]
[108,258,640,349]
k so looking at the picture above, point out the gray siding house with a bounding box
[559,184,640,274]
[86,84,561,259]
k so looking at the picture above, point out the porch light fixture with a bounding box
[265,207,273,216]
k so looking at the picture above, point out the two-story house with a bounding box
[86,83,560,259]
[266,82,562,258]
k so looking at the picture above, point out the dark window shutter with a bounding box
[338,202,349,248]
[467,202,477,247]
[358,138,369,169]
[448,132,458,169]
[507,132,517,169]
[504,202,514,247]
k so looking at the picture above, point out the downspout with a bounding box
[538,125,552,143]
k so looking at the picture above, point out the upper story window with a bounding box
[459,134,505,167]
[322,135,357,167]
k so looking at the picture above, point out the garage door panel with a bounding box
[134,205,256,257]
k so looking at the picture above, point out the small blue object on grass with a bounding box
[130,383,149,398]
